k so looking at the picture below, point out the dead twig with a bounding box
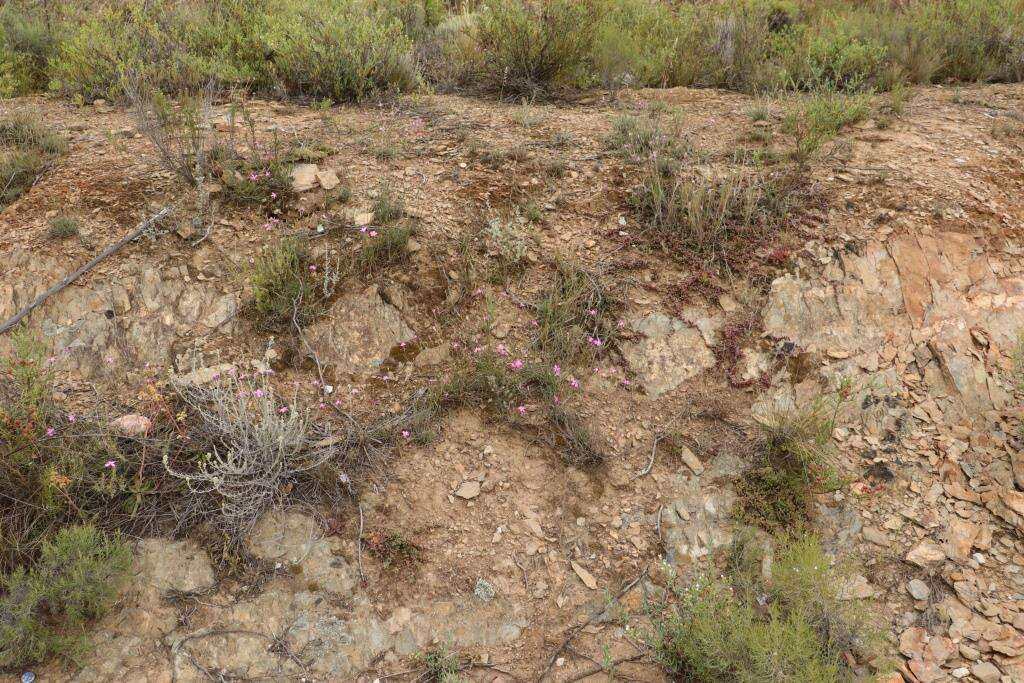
[357,502,365,584]
[564,653,649,682]
[0,205,174,335]
[630,434,662,481]
[534,567,649,682]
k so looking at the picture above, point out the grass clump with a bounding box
[0,525,131,668]
[417,645,464,682]
[418,350,604,467]
[649,534,877,683]
[634,166,803,269]
[47,216,79,240]
[735,396,842,531]
[371,184,405,224]
[358,223,413,273]
[248,239,318,328]
[0,115,66,208]
[534,261,620,364]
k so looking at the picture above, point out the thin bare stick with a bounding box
[357,502,365,584]
[0,205,173,335]
[630,434,662,481]
[534,567,648,682]
[564,653,648,682]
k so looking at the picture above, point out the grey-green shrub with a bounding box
[651,535,875,682]
[468,0,599,96]
[263,0,418,101]
[0,525,131,668]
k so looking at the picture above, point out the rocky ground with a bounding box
[2,83,1024,682]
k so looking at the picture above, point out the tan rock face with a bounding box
[303,285,414,378]
[621,313,715,398]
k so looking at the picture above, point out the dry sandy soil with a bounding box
[2,83,1024,682]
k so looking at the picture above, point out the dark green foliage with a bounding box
[0,525,131,668]
[650,534,877,683]
[0,115,66,208]
[248,238,318,327]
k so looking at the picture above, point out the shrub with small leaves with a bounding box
[47,216,79,240]
[0,525,131,668]
[248,238,318,327]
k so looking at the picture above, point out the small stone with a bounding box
[316,168,340,190]
[907,579,931,601]
[906,540,946,568]
[353,211,374,227]
[899,627,928,658]
[454,481,481,500]
[678,444,704,475]
[571,561,598,590]
[862,526,891,547]
[110,413,152,436]
[970,662,1002,683]
[290,163,319,192]
[414,344,450,368]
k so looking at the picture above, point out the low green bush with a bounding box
[248,238,318,328]
[0,525,131,668]
[650,534,877,682]
[467,0,599,96]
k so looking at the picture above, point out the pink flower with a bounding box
[360,226,368,233]
[104,460,116,469]
[401,430,410,439]
[277,406,289,414]
[496,344,509,357]
[309,265,317,272]
[67,414,76,423]
[587,308,598,316]
[253,389,265,398]
[46,427,56,437]
[369,230,378,237]
[516,405,527,415]
[508,359,524,370]
[270,192,277,199]
[552,364,561,376]
[472,345,483,354]
[622,379,631,386]
[569,377,580,389]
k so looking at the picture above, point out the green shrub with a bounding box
[47,216,79,239]
[469,0,598,96]
[265,0,418,101]
[0,1,58,96]
[248,238,318,327]
[650,535,875,683]
[735,396,842,531]
[0,115,65,207]
[0,525,131,668]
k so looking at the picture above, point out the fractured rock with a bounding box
[621,314,714,398]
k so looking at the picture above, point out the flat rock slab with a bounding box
[304,284,414,377]
[621,313,714,398]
